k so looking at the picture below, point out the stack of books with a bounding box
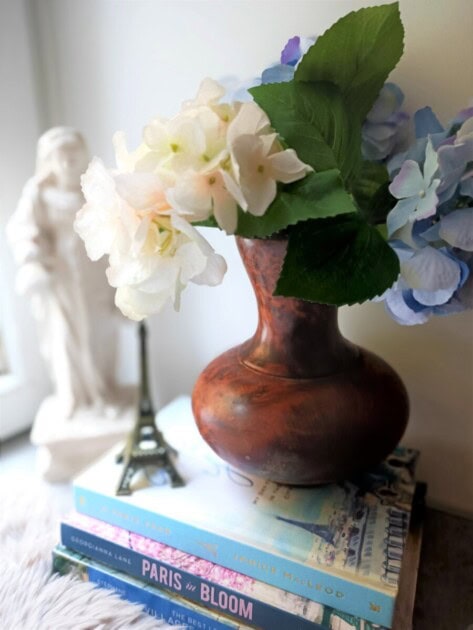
[53,397,425,630]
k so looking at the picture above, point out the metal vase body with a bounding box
[192,237,409,485]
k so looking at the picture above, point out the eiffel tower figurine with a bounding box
[115,321,185,495]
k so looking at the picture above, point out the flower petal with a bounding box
[388,138,428,178]
[437,141,472,197]
[192,251,227,286]
[259,132,280,157]
[267,148,312,183]
[80,157,116,208]
[423,139,439,185]
[389,160,424,199]
[363,121,398,142]
[419,221,441,242]
[166,173,213,221]
[192,78,226,106]
[231,133,263,181]
[413,107,444,139]
[438,208,473,251]
[113,132,152,173]
[261,64,295,84]
[366,83,404,124]
[137,257,181,295]
[389,239,416,262]
[74,204,112,261]
[415,181,439,220]
[115,172,168,212]
[115,285,172,320]
[170,213,210,252]
[243,175,277,217]
[75,158,124,260]
[457,115,473,140]
[412,286,456,306]
[107,236,159,288]
[362,136,393,161]
[169,117,207,165]
[387,197,419,236]
[143,117,169,151]
[170,214,227,285]
[218,75,260,103]
[384,288,431,325]
[220,168,247,210]
[227,102,271,146]
[213,189,239,234]
[175,241,209,284]
[281,36,301,66]
[460,175,473,198]
[401,246,461,291]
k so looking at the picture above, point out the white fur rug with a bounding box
[0,476,181,629]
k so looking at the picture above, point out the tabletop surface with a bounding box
[413,508,473,630]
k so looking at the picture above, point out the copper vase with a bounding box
[192,236,409,485]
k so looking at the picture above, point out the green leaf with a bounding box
[275,214,400,306]
[235,169,357,238]
[193,216,219,228]
[352,161,396,224]
[295,3,404,121]
[249,80,361,184]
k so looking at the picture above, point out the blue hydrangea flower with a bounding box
[261,64,296,85]
[387,139,441,236]
[448,106,473,133]
[461,173,473,198]
[414,106,444,139]
[455,116,473,196]
[387,107,447,177]
[436,123,473,202]
[382,243,471,325]
[218,74,261,103]
[361,83,410,161]
[261,36,316,85]
[382,101,473,326]
[438,207,473,251]
[281,36,312,66]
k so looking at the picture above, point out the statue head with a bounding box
[36,127,89,190]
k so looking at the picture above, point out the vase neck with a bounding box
[237,237,358,378]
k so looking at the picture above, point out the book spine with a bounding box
[74,486,395,626]
[61,522,324,630]
[53,549,246,630]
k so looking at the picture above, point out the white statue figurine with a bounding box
[7,127,133,481]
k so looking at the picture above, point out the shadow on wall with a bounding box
[340,301,473,517]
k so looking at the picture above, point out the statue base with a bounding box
[31,392,135,482]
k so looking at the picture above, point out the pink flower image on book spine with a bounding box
[68,512,255,590]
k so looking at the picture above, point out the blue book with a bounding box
[52,544,250,630]
[73,396,418,627]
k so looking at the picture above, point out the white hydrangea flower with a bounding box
[167,168,246,234]
[182,78,239,128]
[114,213,227,320]
[227,101,271,145]
[75,157,227,320]
[75,77,311,320]
[75,158,139,262]
[225,101,311,215]
[143,115,208,173]
[113,132,156,173]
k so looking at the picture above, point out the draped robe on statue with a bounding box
[9,177,106,416]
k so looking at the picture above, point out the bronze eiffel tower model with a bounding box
[115,321,184,495]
